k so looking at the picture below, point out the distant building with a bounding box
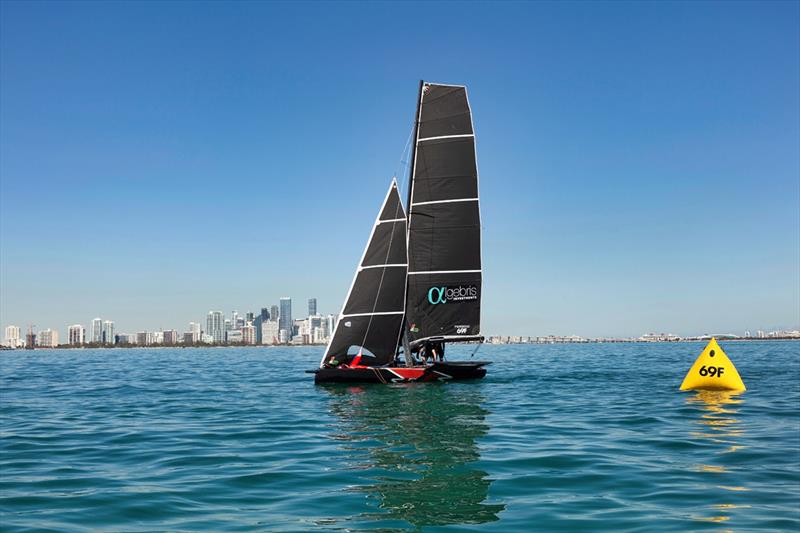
[254,308,269,344]
[312,326,326,344]
[37,329,59,347]
[136,331,149,345]
[242,322,256,345]
[308,298,317,317]
[102,320,115,345]
[25,330,36,348]
[296,318,309,339]
[326,314,337,339]
[151,331,164,345]
[163,330,179,345]
[4,325,22,348]
[262,320,280,345]
[278,328,290,344]
[207,311,224,343]
[226,329,243,344]
[91,318,103,343]
[308,316,325,344]
[639,332,680,342]
[279,298,292,339]
[270,305,279,323]
[290,334,307,345]
[116,333,136,345]
[68,324,85,345]
[185,322,201,344]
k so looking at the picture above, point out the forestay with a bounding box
[321,179,408,367]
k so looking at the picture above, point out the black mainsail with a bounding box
[404,82,482,348]
[321,179,408,366]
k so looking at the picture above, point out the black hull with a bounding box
[312,361,490,384]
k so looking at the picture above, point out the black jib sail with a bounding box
[321,179,408,367]
[405,82,482,347]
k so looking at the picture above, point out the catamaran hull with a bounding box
[313,361,489,384]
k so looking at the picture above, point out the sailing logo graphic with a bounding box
[427,285,478,305]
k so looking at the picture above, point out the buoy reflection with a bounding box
[686,390,748,526]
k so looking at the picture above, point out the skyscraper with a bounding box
[207,311,224,343]
[308,298,317,317]
[91,318,103,343]
[279,298,292,340]
[68,325,85,345]
[4,325,21,348]
[270,305,279,323]
[102,320,114,345]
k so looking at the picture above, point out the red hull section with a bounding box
[313,361,490,384]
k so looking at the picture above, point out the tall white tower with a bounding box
[91,318,103,343]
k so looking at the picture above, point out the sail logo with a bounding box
[427,285,478,305]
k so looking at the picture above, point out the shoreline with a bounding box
[2,337,797,351]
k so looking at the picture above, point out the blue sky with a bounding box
[1,1,798,338]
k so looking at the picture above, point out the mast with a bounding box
[398,80,425,362]
[406,79,424,214]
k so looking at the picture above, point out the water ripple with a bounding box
[1,342,798,531]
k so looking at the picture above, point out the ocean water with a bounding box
[1,342,798,532]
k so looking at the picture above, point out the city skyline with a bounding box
[1,2,798,338]
[2,295,340,348]
[4,292,798,348]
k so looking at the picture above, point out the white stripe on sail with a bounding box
[411,198,479,207]
[417,134,474,142]
[341,311,405,318]
[359,264,407,270]
[408,270,481,275]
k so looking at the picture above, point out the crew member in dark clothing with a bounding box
[420,340,434,364]
[434,341,445,361]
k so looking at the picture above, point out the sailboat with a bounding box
[312,81,490,384]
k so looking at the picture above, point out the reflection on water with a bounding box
[324,384,504,528]
[685,390,748,525]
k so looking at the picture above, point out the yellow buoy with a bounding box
[680,338,745,392]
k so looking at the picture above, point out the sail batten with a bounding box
[404,82,482,345]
